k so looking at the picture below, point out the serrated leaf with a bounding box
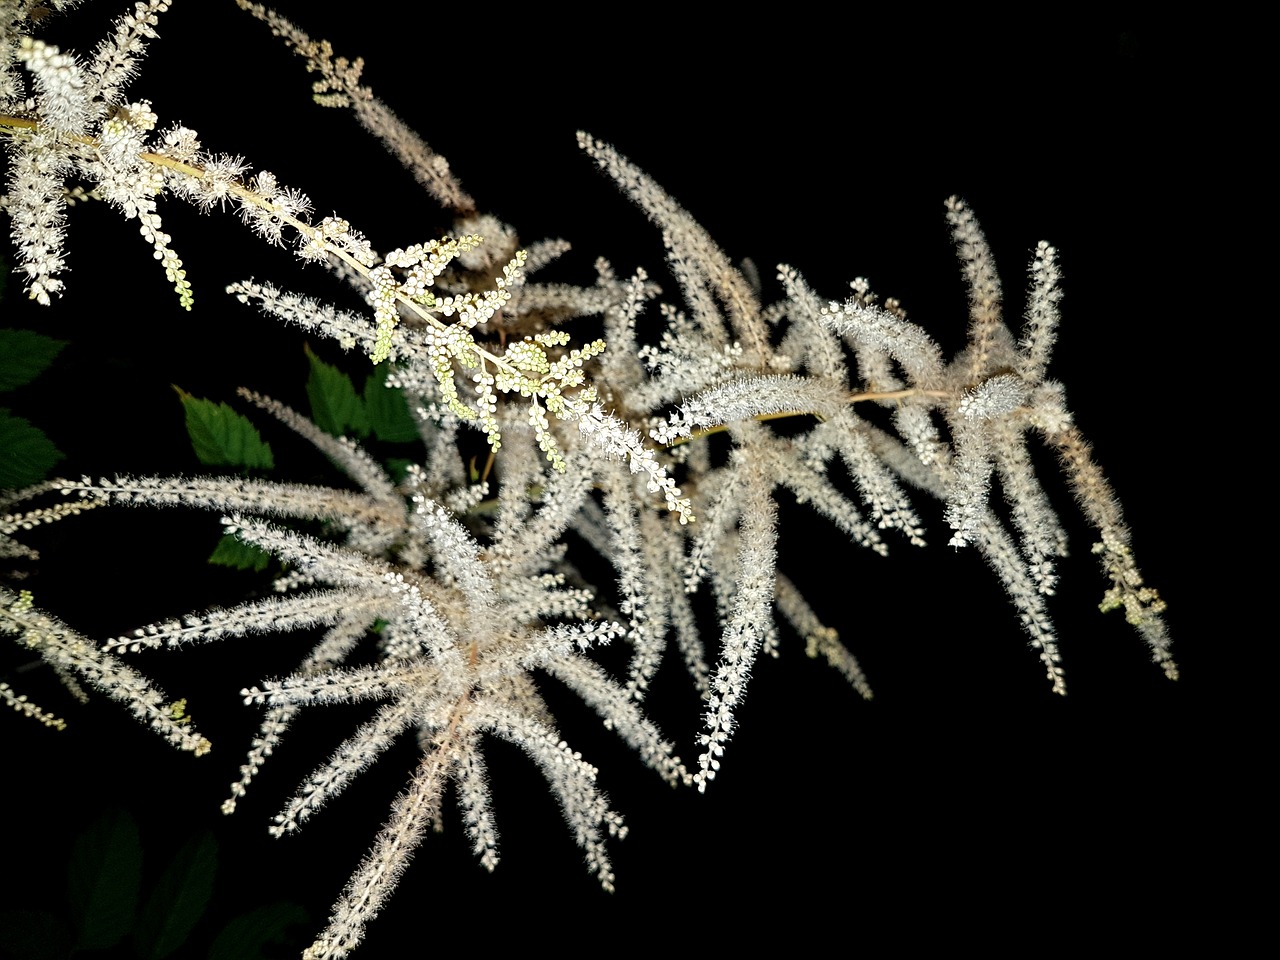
[208,532,271,572]
[0,408,63,487]
[68,807,141,952]
[175,388,273,471]
[306,344,369,438]
[364,362,419,442]
[0,329,67,391]
[133,829,217,960]
[207,902,309,960]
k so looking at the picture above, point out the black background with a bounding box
[4,4,1224,956]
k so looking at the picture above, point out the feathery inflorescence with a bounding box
[0,4,1174,957]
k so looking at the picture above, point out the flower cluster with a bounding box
[0,4,1176,958]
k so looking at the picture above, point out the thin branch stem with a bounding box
[668,386,950,445]
[0,114,555,386]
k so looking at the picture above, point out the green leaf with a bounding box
[0,329,67,391]
[364,361,418,442]
[175,388,273,471]
[0,408,62,487]
[0,908,74,960]
[382,457,415,484]
[306,344,369,438]
[208,532,272,572]
[207,902,309,960]
[68,807,141,952]
[133,829,217,960]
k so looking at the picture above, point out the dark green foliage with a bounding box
[175,388,274,571]
[0,328,67,487]
[306,345,417,442]
[0,910,74,960]
[0,807,308,960]
[381,457,414,483]
[0,328,66,392]
[0,408,62,488]
[207,533,272,572]
[68,808,143,952]
[207,903,310,960]
[305,344,369,439]
[133,829,217,960]
[178,348,418,575]
[175,388,274,471]
[361,361,418,442]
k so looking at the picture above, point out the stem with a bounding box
[0,114,583,396]
[668,386,950,445]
